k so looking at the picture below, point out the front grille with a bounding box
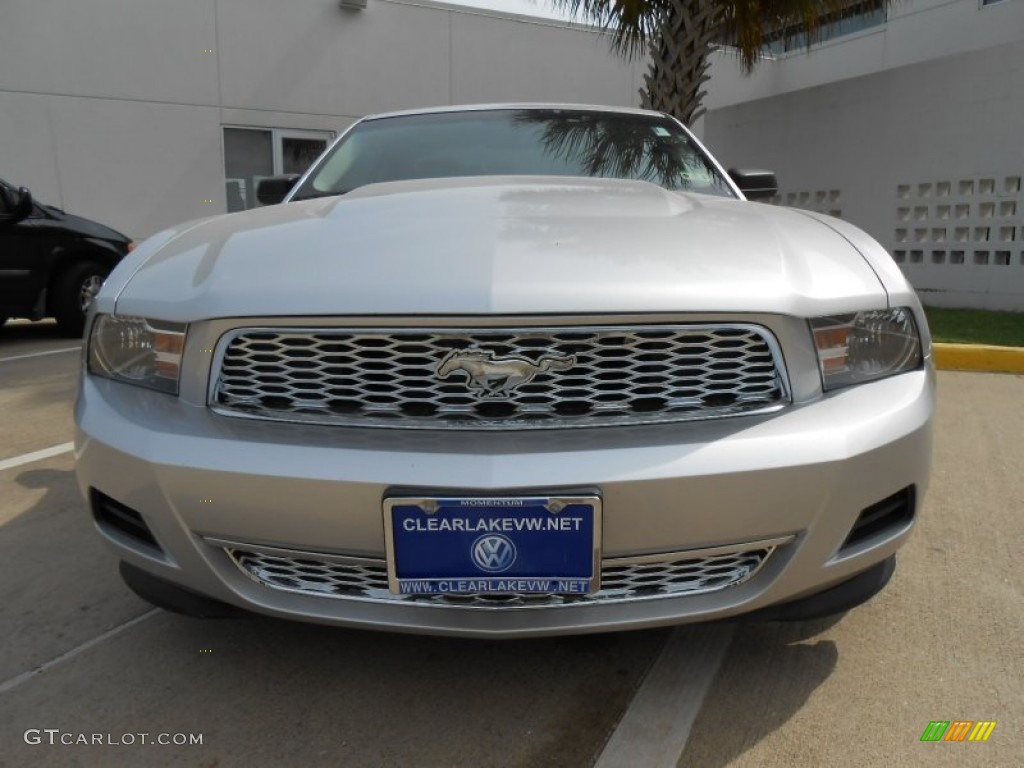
[211,324,788,429]
[223,542,783,608]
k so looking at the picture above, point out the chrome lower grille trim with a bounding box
[217,537,791,609]
[210,324,789,430]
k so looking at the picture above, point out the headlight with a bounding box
[810,308,922,391]
[87,314,187,394]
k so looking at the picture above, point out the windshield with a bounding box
[292,109,736,200]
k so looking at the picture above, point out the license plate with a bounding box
[383,496,601,596]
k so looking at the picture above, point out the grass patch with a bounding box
[923,306,1024,347]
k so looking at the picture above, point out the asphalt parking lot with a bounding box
[1,321,1021,768]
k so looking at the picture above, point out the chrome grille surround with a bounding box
[210,324,790,430]
[216,537,791,609]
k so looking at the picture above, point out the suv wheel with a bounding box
[53,261,107,337]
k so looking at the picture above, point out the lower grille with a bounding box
[222,540,787,608]
[842,486,915,550]
[91,489,163,553]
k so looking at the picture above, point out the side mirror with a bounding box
[256,174,301,206]
[0,186,33,223]
[728,169,778,201]
[13,187,34,219]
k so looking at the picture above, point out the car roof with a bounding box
[362,103,669,122]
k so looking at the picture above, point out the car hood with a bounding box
[47,206,131,245]
[113,177,887,321]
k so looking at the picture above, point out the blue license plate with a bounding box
[383,496,601,596]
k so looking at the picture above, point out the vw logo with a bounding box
[470,534,517,573]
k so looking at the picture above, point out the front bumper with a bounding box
[75,368,933,637]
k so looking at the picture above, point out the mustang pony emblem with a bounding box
[436,348,576,398]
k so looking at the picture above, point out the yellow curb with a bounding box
[933,343,1024,373]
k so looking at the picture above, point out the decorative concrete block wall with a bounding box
[704,3,1024,310]
[889,173,1023,309]
[705,58,1024,309]
[767,188,843,220]
[892,175,1021,267]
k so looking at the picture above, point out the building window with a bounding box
[758,1,888,54]
[223,127,334,212]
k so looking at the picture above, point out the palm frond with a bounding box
[547,0,675,57]
[720,0,879,72]
[546,0,893,122]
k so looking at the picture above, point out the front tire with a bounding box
[52,261,107,337]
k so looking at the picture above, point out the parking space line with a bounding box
[593,624,735,768]
[0,442,75,472]
[0,346,81,364]
[0,609,160,696]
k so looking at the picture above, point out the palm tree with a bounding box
[549,0,888,126]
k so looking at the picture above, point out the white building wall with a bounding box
[704,0,1024,110]
[702,0,1024,310]
[0,0,643,238]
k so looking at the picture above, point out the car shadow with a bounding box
[2,465,667,768]
[0,467,152,683]
[4,465,844,768]
[679,618,841,768]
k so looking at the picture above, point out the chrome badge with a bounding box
[471,534,517,573]
[436,348,576,398]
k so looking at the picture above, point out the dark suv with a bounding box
[0,178,133,336]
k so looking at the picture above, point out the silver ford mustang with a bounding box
[75,105,934,637]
